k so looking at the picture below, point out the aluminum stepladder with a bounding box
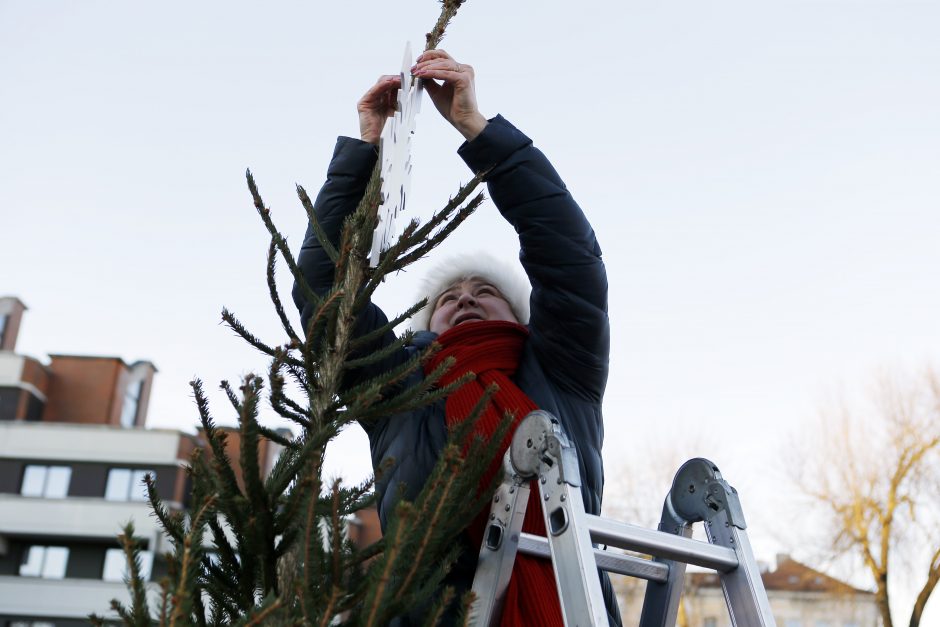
[469,410,776,627]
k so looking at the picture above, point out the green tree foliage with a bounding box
[90,3,514,624]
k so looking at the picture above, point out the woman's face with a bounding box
[429,278,518,334]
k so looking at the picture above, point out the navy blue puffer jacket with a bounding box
[294,116,621,625]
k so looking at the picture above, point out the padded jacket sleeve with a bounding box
[292,136,406,409]
[293,136,377,327]
[458,116,610,402]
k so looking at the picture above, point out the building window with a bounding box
[785,621,802,627]
[20,465,72,498]
[105,468,153,501]
[120,379,144,428]
[704,619,717,627]
[0,386,21,421]
[0,313,7,344]
[19,545,69,578]
[10,622,57,627]
[102,547,154,582]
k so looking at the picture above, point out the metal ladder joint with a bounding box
[669,458,747,531]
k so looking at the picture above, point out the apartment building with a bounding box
[0,296,281,626]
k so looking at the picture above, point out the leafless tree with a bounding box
[795,368,940,627]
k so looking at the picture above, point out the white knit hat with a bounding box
[411,251,531,331]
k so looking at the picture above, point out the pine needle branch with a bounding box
[338,343,445,415]
[190,379,243,504]
[361,502,412,627]
[374,174,483,276]
[240,597,284,627]
[258,424,294,448]
[111,521,151,626]
[219,380,242,413]
[269,355,308,415]
[146,473,185,544]
[344,333,411,370]
[390,192,484,272]
[221,308,305,368]
[425,0,468,50]
[351,351,470,423]
[408,174,484,243]
[266,238,301,344]
[269,359,313,429]
[348,299,426,352]
[168,496,216,627]
[303,286,346,356]
[421,587,456,627]
[247,169,322,310]
[206,516,241,584]
[297,183,340,264]
[301,456,326,621]
[235,375,278,594]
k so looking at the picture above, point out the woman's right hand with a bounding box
[357,75,402,145]
[412,49,487,141]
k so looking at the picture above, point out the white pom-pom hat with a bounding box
[411,251,531,331]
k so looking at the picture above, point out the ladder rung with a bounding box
[586,515,739,572]
[518,533,669,583]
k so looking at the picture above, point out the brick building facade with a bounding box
[0,296,282,626]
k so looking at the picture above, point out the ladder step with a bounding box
[518,533,669,583]
[586,515,739,572]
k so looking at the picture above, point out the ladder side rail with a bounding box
[705,509,776,627]
[469,454,532,627]
[536,437,610,626]
[513,411,609,626]
[638,497,694,627]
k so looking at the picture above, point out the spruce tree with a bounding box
[92,2,511,624]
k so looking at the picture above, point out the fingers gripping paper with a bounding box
[370,43,424,267]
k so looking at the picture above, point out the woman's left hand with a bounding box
[412,49,488,141]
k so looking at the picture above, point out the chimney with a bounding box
[0,296,27,352]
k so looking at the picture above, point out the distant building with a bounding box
[347,503,382,551]
[615,552,882,627]
[0,296,282,626]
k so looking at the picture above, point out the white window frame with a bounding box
[19,545,69,579]
[120,378,144,428]
[20,464,71,498]
[105,467,154,501]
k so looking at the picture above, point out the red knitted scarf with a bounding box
[425,320,563,627]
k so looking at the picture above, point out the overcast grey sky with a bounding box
[3,1,938,620]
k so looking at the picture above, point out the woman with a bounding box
[294,50,621,626]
